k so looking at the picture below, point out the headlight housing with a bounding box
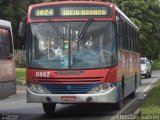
[28,83,51,94]
[87,83,114,94]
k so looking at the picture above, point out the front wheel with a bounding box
[114,99,123,110]
[145,73,148,78]
[149,71,152,78]
[129,76,136,98]
[42,103,56,114]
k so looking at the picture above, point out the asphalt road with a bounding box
[0,70,160,120]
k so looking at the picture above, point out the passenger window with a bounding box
[4,29,11,44]
[0,29,5,58]
[0,28,13,58]
[0,44,5,58]
[3,29,13,57]
[0,29,3,43]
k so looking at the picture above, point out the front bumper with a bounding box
[27,86,119,103]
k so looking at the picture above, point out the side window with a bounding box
[0,28,13,58]
[127,25,130,50]
[133,30,135,52]
[0,29,3,43]
[122,22,127,50]
[117,19,123,49]
[130,28,133,51]
[0,29,5,58]
[135,31,140,52]
[3,29,13,57]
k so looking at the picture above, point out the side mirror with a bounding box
[19,17,26,36]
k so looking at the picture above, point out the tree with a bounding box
[1,0,160,59]
[102,0,160,59]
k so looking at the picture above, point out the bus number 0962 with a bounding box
[35,72,50,77]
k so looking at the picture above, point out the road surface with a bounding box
[0,70,160,120]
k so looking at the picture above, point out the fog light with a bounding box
[86,97,92,102]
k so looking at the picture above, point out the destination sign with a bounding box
[30,5,111,19]
[60,7,108,16]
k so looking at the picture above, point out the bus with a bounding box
[0,19,16,100]
[20,1,141,114]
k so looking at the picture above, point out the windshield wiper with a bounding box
[77,17,93,42]
[48,20,65,40]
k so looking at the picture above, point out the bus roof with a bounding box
[0,19,11,28]
[115,6,139,31]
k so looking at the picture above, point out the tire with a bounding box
[149,71,152,78]
[129,75,137,98]
[129,83,136,98]
[145,73,148,78]
[42,103,56,114]
[114,99,123,110]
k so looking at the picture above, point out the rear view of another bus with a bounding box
[0,19,16,100]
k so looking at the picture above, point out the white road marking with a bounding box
[142,78,159,93]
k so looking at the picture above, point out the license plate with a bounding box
[61,96,76,102]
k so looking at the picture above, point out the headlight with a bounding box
[88,83,114,94]
[28,83,51,94]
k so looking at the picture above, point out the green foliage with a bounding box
[140,81,160,114]
[16,60,26,68]
[151,60,160,70]
[102,0,160,60]
[16,68,26,85]
[16,68,26,80]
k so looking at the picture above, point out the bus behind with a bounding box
[0,19,16,100]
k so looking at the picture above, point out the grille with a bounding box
[41,84,98,94]
[37,77,102,84]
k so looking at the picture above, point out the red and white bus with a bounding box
[0,19,16,100]
[20,1,141,114]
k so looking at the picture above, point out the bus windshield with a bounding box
[29,21,116,69]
